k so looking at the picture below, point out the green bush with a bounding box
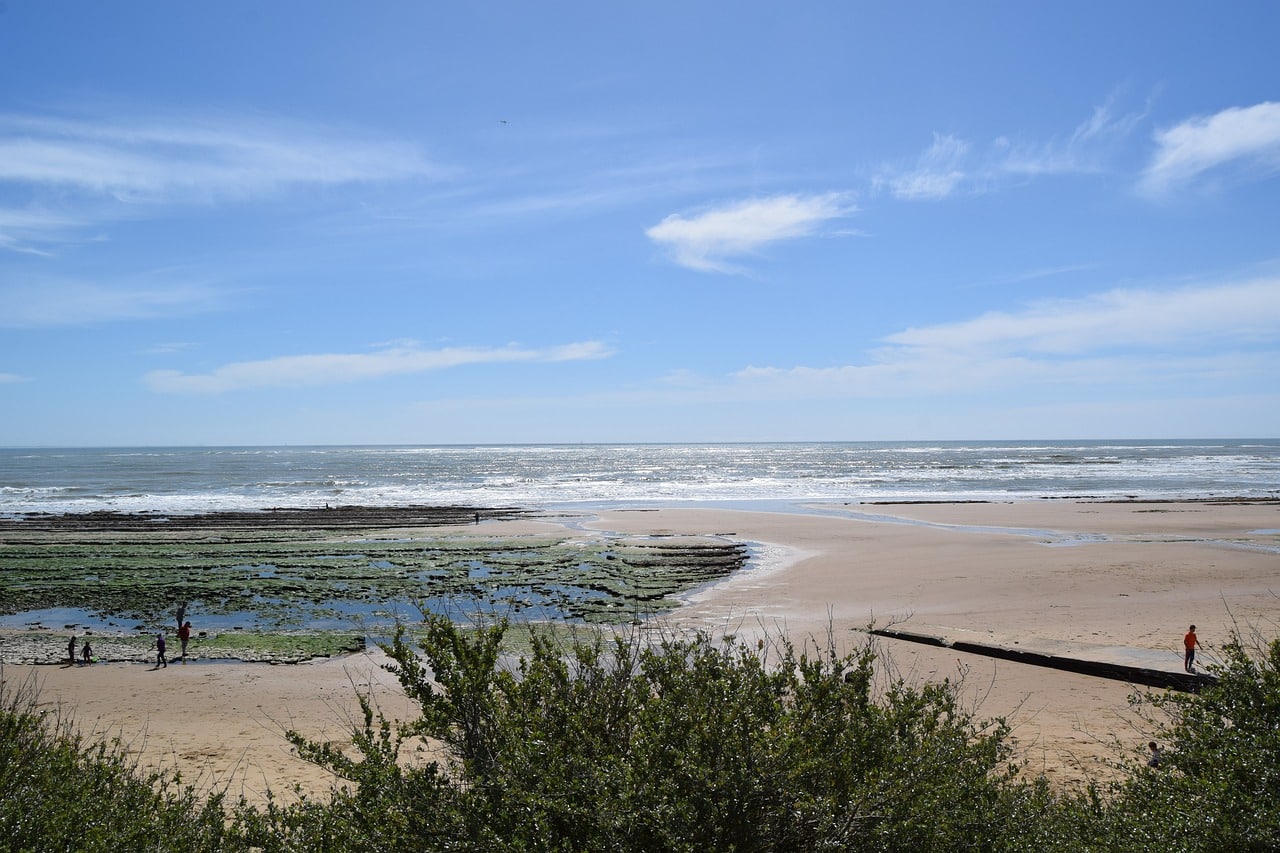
[0,668,230,852]
[286,617,1052,851]
[1100,634,1280,852]
[7,623,1279,851]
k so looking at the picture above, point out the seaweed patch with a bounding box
[0,506,749,662]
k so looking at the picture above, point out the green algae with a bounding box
[0,516,749,662]
[0,629,366,665]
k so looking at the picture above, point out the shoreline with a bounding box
[3,498,1277,802]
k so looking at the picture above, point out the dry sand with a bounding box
[5,500,1278,803]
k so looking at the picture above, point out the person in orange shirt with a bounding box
[1184,624,1202,673]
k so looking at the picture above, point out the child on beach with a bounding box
[81,639,93,665]
[155,632,168,668]
[178,620,192,660]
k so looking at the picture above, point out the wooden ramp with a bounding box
[870,626,1218,693]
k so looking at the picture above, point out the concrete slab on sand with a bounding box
[871,625,1216,692]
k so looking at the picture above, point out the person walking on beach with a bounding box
[67,634,78,666]
[1184,624,1202,673]
[178,620,192,660]
[155,632,168,668]
[81,638,93,665]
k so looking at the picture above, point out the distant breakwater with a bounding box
[0,504,529,532]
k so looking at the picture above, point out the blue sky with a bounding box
[2,2,1278,445]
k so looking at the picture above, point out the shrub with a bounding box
[1101,633,1280,852]
[0,668,229,852]
[288,617,1050,851]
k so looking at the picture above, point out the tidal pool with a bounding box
[0,507,750,661]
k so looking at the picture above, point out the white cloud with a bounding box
[646,192,853,272]
[730,278,1280,398]
[885,278,1280,355]
[0,112,437,200]
[0,110,440,249]
[876,97,1144,200]
[145,341,613,393]
[0,371,30,384]
[877,133,970,200]
[1002,96,1145,177]
[1140,101,1280,196]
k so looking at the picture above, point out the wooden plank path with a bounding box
[870,626,1218,692]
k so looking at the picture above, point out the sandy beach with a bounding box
[5,500,1278,803]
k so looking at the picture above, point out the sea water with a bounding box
[1,440,1277,517]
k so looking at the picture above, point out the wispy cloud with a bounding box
[646,192,854,273]
[875,133,970,200]
[961,263,1098,291]
[1001,96,1145,177]
[0,110,440,250]
[876,97,1144,200]
[885,278,1279,355]
[0,112,437,198]
[0,207,93,257]
[145,341,614,393]
[0,372,30,384]
[0,276,228,328]
[1139,101,1280,196]
[732,278,1280,397]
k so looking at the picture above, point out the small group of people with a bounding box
[65,620,194,669]
[154,620,194,669]
[66,634,94,666]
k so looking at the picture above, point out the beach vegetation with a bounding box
[4,623,1280,850]
[1094,630,1280,851]
[268,616,1051,851]
[0,667,229,852]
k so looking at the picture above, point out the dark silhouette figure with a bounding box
[155,632,168,668]
[67,634,78,666]
[81,639,93,665]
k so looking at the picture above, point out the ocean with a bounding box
[2,440,1277,517]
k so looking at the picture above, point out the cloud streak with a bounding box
[876,133,969,200]
[0,276,228,328]
[875,97,1145,201]
[1139,101,1280,196]
[732,278,1280,398]
[1001,96,1146,178]
[646,192,854,272]
[884,278,1280,355]
[0,112,437,199]
[145,341,614,393]
[0,110,440,251]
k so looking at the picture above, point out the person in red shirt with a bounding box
[178,621,193,660]
[1184,624,1202,673]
